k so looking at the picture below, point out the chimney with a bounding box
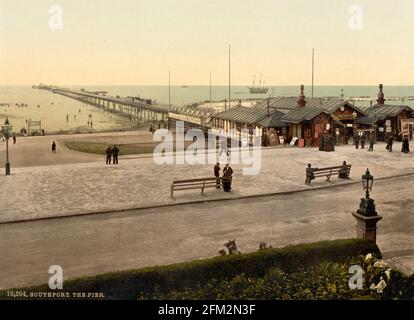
[377,84,385,105]
[298,85,306,107]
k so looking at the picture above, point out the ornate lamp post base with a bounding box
[5,162,10,175]
[352,212,382,244]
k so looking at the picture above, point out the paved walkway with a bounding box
[0,141,413,223]
[0,131,153,168]
[0,174,412,290]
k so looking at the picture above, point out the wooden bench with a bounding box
[306,164,352,185]
[171,177,225,197]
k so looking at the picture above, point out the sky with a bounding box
[1,0,414,86]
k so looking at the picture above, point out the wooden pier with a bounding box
[37,85,170,126]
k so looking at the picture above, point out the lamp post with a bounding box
[1,117,13,175]
[352,111,358,145]
[358,169,376,216]
[352,169,382,243]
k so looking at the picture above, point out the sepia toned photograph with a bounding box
[0,0,413,313]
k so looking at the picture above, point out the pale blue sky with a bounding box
[1,0,413,85]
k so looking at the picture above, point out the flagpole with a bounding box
[311,49,315,98]
[168,70,171,107]
[228,44,231,110]
[210,72,212,109]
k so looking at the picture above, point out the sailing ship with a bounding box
[247,74,268,94]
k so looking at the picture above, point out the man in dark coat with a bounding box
[401,136,410,153]
[385,135,394,152]
[51,141,57,154]
[305,163,316,184]
[214,162,221,189]
[354,134,360,149]
[360,133,366,149]
[105,145,113,165]
[338,161,350,179]
[368,133,375,151]
[112,145,120,164]
[222,164,233,192]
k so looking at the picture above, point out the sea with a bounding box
[1,85,414,134]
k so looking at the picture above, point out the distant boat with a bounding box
[181,85,189,88]
[247,74,268,94]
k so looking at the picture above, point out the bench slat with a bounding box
[171,176,229,197]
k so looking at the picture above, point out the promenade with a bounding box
[0,135,413,223]
[0,174,413,289]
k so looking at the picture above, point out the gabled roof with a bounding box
[281,107,329,124]
[213,106,269,125]
[356,115,376,125]
[213,106,286,127]
[366,104,413,120]
[256,97,366,115]
[356,104,413,124]
[257,111,288,127]
[255,97,300,111]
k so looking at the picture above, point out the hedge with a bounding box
[1,239,380,300]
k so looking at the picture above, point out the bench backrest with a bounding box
[173,177,221,185]
[313,165,351,173]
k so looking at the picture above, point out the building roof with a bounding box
[356,104,414,125]
[255,97,366,115]
[257,111,288,127]
[281,107,329,124]
[366,104,413,120]
[255,97,300,111]
[356,115,376,125]
[213,106,286,127]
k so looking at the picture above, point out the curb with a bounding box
[1,171,414,226]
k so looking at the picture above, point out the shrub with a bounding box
[0,239,381,300]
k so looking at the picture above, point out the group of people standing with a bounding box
[354,132,375,151]
[385,134,410,153]
[355,131,410,153]
[105,145,120,165]
[214,162,234,192]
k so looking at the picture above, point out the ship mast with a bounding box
[311,48,315,98]
[228,44,231,110]
[209,72,212,109]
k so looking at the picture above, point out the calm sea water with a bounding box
[1,85,414,133]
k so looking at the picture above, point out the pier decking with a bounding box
[37,85,170,123]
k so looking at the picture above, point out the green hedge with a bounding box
[1,239,380,300]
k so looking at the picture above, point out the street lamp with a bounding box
[352,168,382,243]
[352,111,358,145]
[1,117,13,175]
[362,168,374,197]
[357,168,377,216]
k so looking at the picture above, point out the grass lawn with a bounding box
[64,140,159,155]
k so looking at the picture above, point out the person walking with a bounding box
[219,137,228,157]
[51,141,57,154]
[368,132,375,151]
[112,145,120,164]
[385,134,394,152]
[354,133,360,149]
[105,145,113,165]
[401,135,410,153]
[214,162,221,189]
[12,133,16,144]
[360,133,366,149]
[222,164,233,192]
